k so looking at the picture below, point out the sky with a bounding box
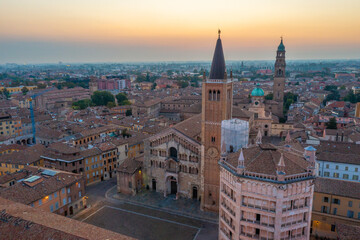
[1,0,360,64]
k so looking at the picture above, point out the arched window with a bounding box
[217,90,220,101]
[213,90,216,101]
[278,69,283,76]
[169,147,178,159]
[208,90,212,101]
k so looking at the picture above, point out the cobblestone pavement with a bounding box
[74,179,218,240]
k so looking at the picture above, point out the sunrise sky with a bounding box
[1,0,360,63]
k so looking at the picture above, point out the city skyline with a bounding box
[1,0,360,64]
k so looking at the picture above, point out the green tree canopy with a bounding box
[116,93,131,106]
[265,93,273,100]
[106,101,116,109]
[1,88,10,99]
[72,99,94,110]
[126,109,132,116]
[21,87,29,95]
[91,91,115,106]
[326,117,337,129]
[178,80,189,88]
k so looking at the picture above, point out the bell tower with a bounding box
[273,37,286,118]
[201,30,233,212]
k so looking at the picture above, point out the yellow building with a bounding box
[0,145,45,175]
[312,178,360,239]
[0,114,22,138]
[355,102,360,118]
[73,125,119,146]
[0,144,26,156]
[83,148,104,185]
[270,123,294,137]
[127,132,147,158]
[0,85,37,94]
[0,167,86,217]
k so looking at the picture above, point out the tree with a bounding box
[326,117,337,129]
[167,70,173,76]
[126,109,132,116]
[72,99,93,110]
[116,93,131,106]
[178,81,189,88]
[21,87,29,95]
[265,93,273,100]
[324,85,338,91]
[151,83,157,90]
[107,101,116,109]
[91,91,115,106]
[1,88,10,99]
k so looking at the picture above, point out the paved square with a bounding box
[82,205,200,240]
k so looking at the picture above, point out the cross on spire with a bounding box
[218,29,221,38]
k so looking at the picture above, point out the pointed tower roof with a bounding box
[277,153,285,174]
[237,148,245,172]
[278,153,285,167]
[209,30,226,80]
[238,149,244,163]
[278,37,285,52]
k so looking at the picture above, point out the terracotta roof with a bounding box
[0,145,45,165]
[225,144,310,176]
[117,155,143,174]
[0,167,83,204]
[316,141,360,165]
[315,178,360,199]
[336,223,360,240]
[0,197,133,240]
[173,114,201,142]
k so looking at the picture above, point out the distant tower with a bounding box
[273,37,286,118]
[89,76,98,94]
[201,30,233,212]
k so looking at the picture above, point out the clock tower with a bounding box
[200,30,233,212]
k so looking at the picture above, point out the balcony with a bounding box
[281,219,306,228]
[221,190,236,203]
[221,202,236,217]
[221,215,235,231]
[282,205,307,213]
[219,227,232,240]
[241,218,275,228]
[242,203,276,213]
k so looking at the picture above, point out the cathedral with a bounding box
[137,32,287,213]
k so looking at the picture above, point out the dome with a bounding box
[251,86,264,97]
